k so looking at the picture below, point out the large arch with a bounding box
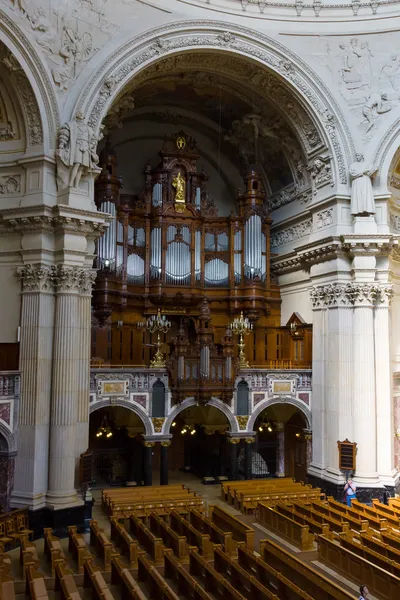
[0,422,16,454]
[373,116,400,194]
[248,396,312,431]
[0,8,59,152]
[89,399,153,436]
[163,397,239,435]
[74,20,354,188]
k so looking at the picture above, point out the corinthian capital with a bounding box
[79,270,97,296]
[351,283,379,307]
[17,264,54,293]
[376,284,394,307]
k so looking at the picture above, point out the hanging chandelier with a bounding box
[96,414,113,439]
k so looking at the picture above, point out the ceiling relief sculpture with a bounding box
[103,52,331,204]
[2,0,118,92]
[304,36,400,142]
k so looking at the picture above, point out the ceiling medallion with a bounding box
[176,136,186,150]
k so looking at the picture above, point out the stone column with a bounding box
[143,442,154,486]
[12,265,55,510]
[75,271,97,482]
[303,430,313,473]
[276,422,285,477]
[308,287,327,482]
[244,437,254,480]
[228,437,240,480]
[47,267,86,509]
[160,441,170,486]
[375,286,395,484]
[352,284,379,486]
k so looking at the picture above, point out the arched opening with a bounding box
[254,403,308,481]
[151,379,166,417]
[168,405,230,482]
[89,406,146,487]
[236,380,250,416]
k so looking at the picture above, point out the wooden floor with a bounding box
[5,471,380,599]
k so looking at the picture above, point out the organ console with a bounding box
[92,132,312,405]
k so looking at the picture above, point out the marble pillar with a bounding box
[0,453,16,511]
[375,286,395,484]
[47,267,86,508]
[143,442,154,486]
[75,272,96,483]
[276,422,285,477]
[12,265,55,510]
[352,285,378,485]
[303,430,312,473]
[228,438,240,480]
[160,441,170,486]
[244,438,254,480]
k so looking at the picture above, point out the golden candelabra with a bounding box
[146,309,171,368]
[230,311,253,369]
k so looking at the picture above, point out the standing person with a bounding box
[359,584,369,599]
[344,478,357,506]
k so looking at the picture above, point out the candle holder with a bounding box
[230,311,253,369]
[146,309,171,368]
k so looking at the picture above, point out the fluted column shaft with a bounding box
[375,287,394,481]
[353,297,377,483]
[12,266,55,510]
[47,267,94,508]
[75,273,96,481]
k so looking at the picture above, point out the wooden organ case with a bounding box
[92,133,311,406]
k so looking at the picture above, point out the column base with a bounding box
[307,472,394,503]
[276,472,285,478]
[11,491,47,512]
[46,490,83,511]
[28,503,86,539]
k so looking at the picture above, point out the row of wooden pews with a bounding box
[102,484,204,518]
[221,478,324,514]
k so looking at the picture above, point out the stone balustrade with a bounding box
[0,371,20,399]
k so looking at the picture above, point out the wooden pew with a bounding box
[233,483,312,509]
[258,538,355,600]
[90,520,118,572]
[189,509,235,556]
[43,528,65,577]
[0,567,15,600]
[275,503,332,537]
[148,513,191,561]
[20,536,40,573]
[360,530,400,564]
[310,500,368,533]
[382,528,400,552]
[240,489,323,514]
[110,495,204,519]
[189,548,246,600]
[338,531,400,579]
[221,478,295,502]
[170,511,214,560]
[318,534,400,600]
[129,514,164,566]
[83,556,114,600]
[102,484,185,508]
[137,554,179,599]
[25,564,48,599]
[293,501,350,535]
[54,560,82,600]
[372,499,400,520]
[163,550,211,600]
[213,546,278,599]
[348,500,388,531]
[111,555,147,600]
[110,518,142,568]
[67,526,91,574]
[257,503,314,551]
[208,505,254,550]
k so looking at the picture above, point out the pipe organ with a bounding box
[92,132,312,404]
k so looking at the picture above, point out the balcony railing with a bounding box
[0,371,20,398]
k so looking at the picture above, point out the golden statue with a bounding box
[172,172,185,203]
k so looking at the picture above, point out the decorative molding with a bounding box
[77,21,353,184]
[316,208,334,230]
[309,156,334,194]
[309,282,394,309]
[17,264,53,293]
[17,264,97,296]
[270,185,312,211]
[0,175,20,194]
[152,417,165,433]
[236,415,249,430]
[271,219,312,249]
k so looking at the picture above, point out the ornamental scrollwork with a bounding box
[236,415,249,430]
[152,417,165,433]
